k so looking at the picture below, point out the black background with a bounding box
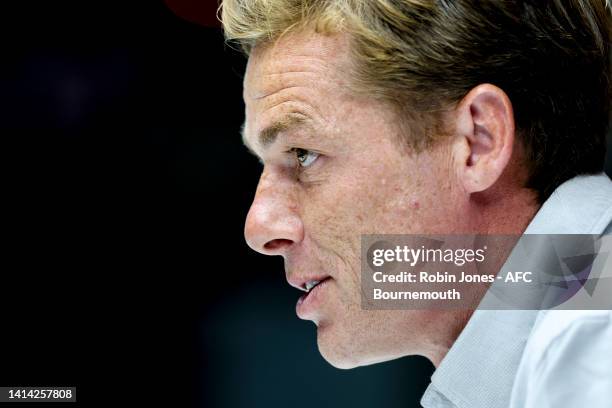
[1,1,609,407]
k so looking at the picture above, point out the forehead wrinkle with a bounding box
[260,54,332,76]
[261,70,320,76]
[260,87,323,116]
[246,50,342,98]
[253,85,304,101]
[249,79,327,138]
[249,67,330,101]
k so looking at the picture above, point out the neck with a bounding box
[425,186,540,367]
[424,308,474,367]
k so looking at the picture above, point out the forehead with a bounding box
[243,30,354,101]
[241,30,360,154]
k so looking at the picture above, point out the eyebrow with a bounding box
[241,114,309,157]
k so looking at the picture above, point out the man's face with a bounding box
[242,30,469,368]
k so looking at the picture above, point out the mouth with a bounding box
[295,276,332,320]
[299,277,329,300]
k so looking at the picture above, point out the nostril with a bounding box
[263,238,293,252]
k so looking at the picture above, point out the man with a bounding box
[222,1,612,407]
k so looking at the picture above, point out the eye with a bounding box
[291,148,319,168]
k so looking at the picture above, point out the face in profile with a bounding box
[242,30,469,368]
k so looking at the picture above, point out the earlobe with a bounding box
[453,84,515,194]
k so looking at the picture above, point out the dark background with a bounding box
[0,1,610,407]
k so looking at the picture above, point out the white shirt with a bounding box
[509,310,612,407]
[421,173,612,408]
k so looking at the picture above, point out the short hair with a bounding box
[221,0,611,202]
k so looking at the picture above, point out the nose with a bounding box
[244,170,304,256]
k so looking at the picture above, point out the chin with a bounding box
[315,324,366,369]
[315,319,408,369]
[316,326,353,368]
[318,345,360,369]
[317,338,399,369]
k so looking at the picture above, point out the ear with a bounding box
[451,84,515,194]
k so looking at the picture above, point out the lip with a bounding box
[295,277,332,320]
[287,273,331,292]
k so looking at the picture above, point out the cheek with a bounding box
[323,174,421,236]
[298,162,417,301]
[303,162,416,232]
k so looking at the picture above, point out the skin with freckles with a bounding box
[242,30,539,369]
